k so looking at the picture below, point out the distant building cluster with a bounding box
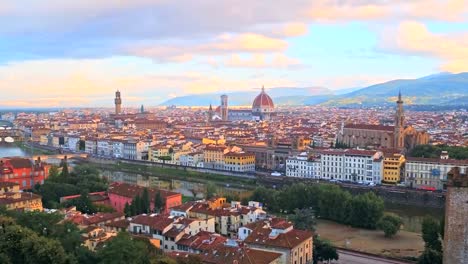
[5,89,466,192]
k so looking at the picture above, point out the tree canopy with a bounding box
[250,183,385,229]
[313,236,339,264]
[377,214,403,238]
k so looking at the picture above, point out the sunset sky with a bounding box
[1,0,468,107]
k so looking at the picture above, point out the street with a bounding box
[330,250,412,264]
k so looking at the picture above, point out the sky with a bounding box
[0,0,468,108]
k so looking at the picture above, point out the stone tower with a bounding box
[394,90,405,149]
[443,167,468,264]
[115,90,122,115]
[207,104,214,123]
[220,94,228,121]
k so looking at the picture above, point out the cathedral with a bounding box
[207,86,275,122]
[336,92,429,150]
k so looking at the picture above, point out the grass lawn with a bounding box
[316,219,424,259]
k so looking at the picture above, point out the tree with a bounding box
[154,191,164,213]
[176,255,203,264]
[313,236,339,264]
[290,208,316,231]
[418,248,442,264]
[377,214,403,238]
[97,232,151,264]
[60,158,69,178]
[141,188,150,214]
[421,216,442,252]
[134,194,142,215]
[48,166,60,180]
[347,192,384,229]
[0,224,69,264]
[124,202,131,217]
[65,191,97,214]
[205,182,217,199]
[439,217,445,239]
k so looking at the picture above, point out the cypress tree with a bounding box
[141,188,150,214]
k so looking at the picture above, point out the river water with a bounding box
[0,145,443,233]
[0,145,28,157]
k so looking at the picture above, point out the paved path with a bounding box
[327,250,412,264]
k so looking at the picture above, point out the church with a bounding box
[207,86,275,122]
[336,92,429,150]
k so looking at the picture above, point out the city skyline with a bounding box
[1,1,468,107]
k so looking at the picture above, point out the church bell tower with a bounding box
[394,90,405,149]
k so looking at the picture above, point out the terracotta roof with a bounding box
[252,88,274,109]
[83,212,125,226]
[344,124,394,132]
[104,219,130,229]
[108,182,181,201]
[202,244,282,264]
[0,192,42,205]
[406,157,468,165]
[171,201,196,212]
[3,158,32,168]
[131,214,174,231]
[244,222,312,250]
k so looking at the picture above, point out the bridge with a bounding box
[32,153,89,163]
[0,121,26,142]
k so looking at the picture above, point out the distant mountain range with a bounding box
[160,72,468,107]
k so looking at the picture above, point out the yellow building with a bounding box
[0,182,43,211]
[383,153,405,184]
[224,152,256,172]
[202,137,226,145]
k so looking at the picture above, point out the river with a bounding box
[0,144,29,157]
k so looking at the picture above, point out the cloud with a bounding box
[307,3,389,22]
[273,23,308,37]
[224,53,301,69]
[0,57,298,107]
[306,0,468,22]
[380,21,468,72]
[127,33,288,62]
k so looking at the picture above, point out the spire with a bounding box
[261,85,265,93]
[398,89,402,101]
[209,104,213,111]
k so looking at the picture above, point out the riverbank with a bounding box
[14,142,54,155]
[316,219,423,260]
[92,161,257,190]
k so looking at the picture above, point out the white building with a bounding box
[84,138,97,155]
[123,140,146,160]
[111,140,124,158]
[67,135,81,152]
[286,152,321,178]
[319,149,383,184]
[405,156,468,190]
[97,139,111,157]
[179,152,204,167]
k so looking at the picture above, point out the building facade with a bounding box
[443,167,468,264]
[108,182,182,213]
[318,149,383,184]
[0,157,50,190]
[286,153,321,178]
[0,182,43,211]
[223,152,255,172]
[383,152,405,184]
[405,156,468,190]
